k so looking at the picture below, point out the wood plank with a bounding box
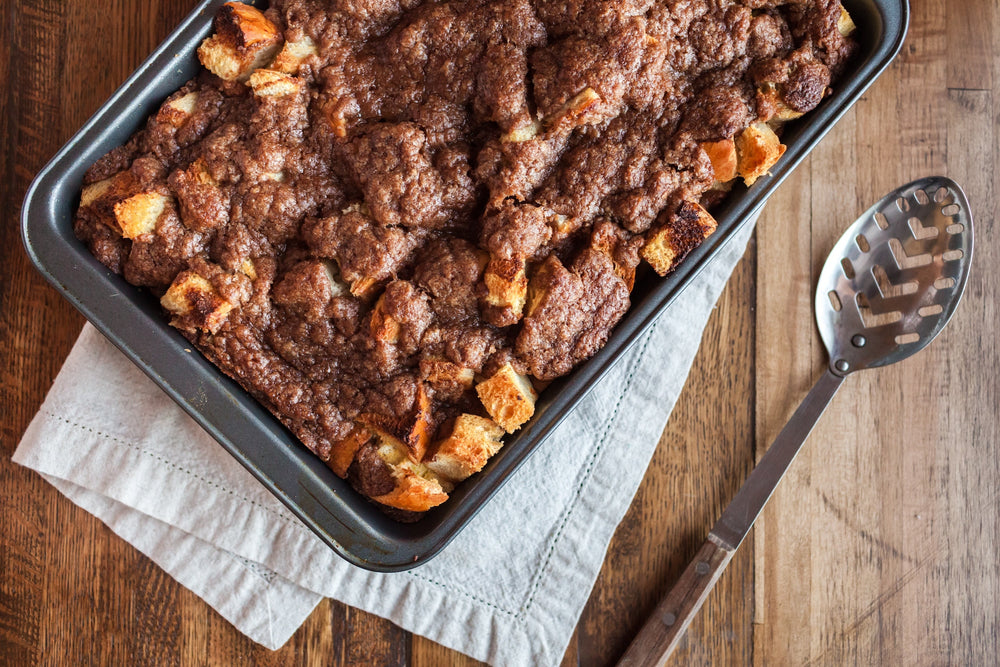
[1,3,80,665]
[939,84,998,666]
[412,635,485,666]
[0,460,46,667]
[577,236,757,665]
[751,154,824,667]
[946,0,994,91]
[330,603,407,667]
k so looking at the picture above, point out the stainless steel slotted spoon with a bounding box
[619,176,974,666]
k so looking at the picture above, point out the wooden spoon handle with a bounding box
[617,534,735,667]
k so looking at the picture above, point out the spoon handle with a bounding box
[618,368,845,667]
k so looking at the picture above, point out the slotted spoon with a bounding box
[619,176,974,666]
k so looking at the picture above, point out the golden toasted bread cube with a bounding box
[757,83,805,125]
[370,436,450,511]
[371,467,449,511]
[270,37,317,74]
[113,192,169,239]
[547,211,573,238]
[476,362,537,433]
[736,122,787,186]
[421,359,475,389]
[157,91,199,128]
[545,87,603,132]
[259,170,287,183]
[370,294,401,344]
[838,7,856,36]
[326,425,371,478]
[248,69,302,98]
[425,414,505,483]
[161,271,234,333]
[406,385,433,462]
[322,96,361,139]
[641,201,718,276]
[500,119,542,143]
[318,259,348,298]
[701,138,738,183]
[197,2,282,82]
[186,157,219,186]
[358,385,433,462]
[483,258,528,316]
[239,258,257,281]
[347,276,378,301]
[80,178,114,208]
[501,87,602,142]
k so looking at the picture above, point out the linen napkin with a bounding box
[14,215,756,666]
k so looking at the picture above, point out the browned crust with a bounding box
[196,2,282,82]
[641,201,719,276]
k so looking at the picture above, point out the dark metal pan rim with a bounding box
[21,0,909,572]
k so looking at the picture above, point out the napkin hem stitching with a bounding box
[40,410,309,533]
[231,552,278,584]
[519,320,659,619]
[405,570,516,617]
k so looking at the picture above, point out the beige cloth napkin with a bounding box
[14,217,755,666]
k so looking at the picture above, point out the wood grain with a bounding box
[618,536,736,666]
[2,0,999,665]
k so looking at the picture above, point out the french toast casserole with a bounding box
[74,0,856,518]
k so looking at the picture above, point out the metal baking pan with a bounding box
[21,0,908,571]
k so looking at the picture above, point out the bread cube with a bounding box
[358,385,433,463]
[701,138,738,183]
[838,7,856,36]
[736,122,787,186]
[270,37,317,74]
[157,91,199,128]
[197,2,282,82]
[476,362,537,433]
[349,276,380,301]
[421,359,475,389]
[322,96,361,139]
[483,258,528,317]
[425,414,505,483]
[406,385,433,462]
[370,434,449,512]
[239,258,258,281]
[186,158,218,186]
[326,425,372,478]
[545,87,603,133]
[420,358,475,403]
[757,83,805,125]
[80,177,114,208]
[641,201,718,276]
[370,294,401,344]
[248,69,302,98]
[500,119,542,143]
[113,192,169,239]
[161,271,234,333]
[319,259,348,298]
[500,87,602,142]
[589,221,641,291]
[371,466,449,511]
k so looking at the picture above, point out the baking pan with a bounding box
[21,0,908,572]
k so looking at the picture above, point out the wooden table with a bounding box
[2,1,997,664]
